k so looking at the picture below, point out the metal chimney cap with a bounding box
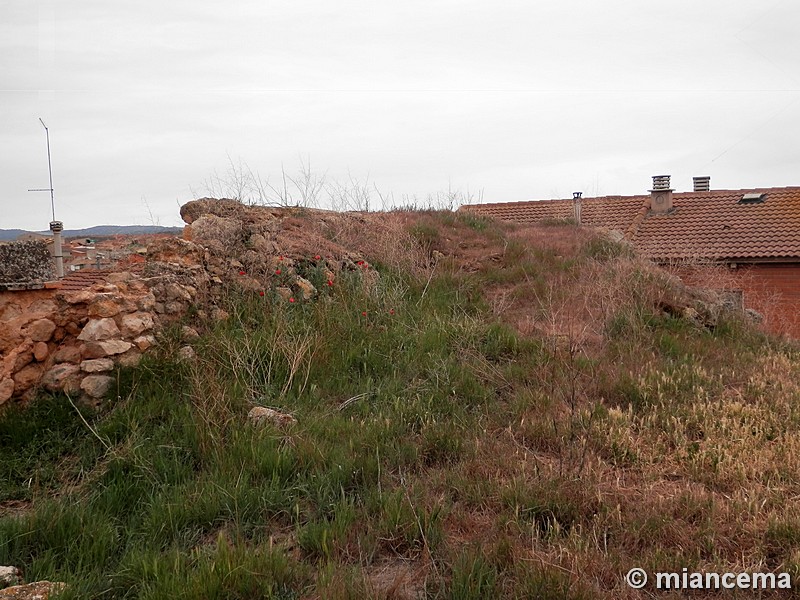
[651,175,672,191]
[573,192,583,199]
[692,176,711,192]
[49,221,63,233]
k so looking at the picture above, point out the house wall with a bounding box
[673,262,800,338]
[735,263,800,338]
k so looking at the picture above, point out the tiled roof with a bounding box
[56,270,112,291]
[461,186,800,262]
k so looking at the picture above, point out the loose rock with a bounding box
[248,406,297,428]
[0,581,66,599]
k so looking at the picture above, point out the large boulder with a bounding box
[179,198,245,224]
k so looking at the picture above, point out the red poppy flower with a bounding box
[289,297,296,303]
[389,309,395,315]
[361,311,367,316]
[238,270,246,275]
[279,256,284,261]
[327,280,333,287]
[357,260,363,265]
[275,269,282,275]
[314,254,321,260]
[259,291,265,297]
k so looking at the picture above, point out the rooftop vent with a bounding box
[738,193,766,204]
[649,175,673,213]
[651,175,671,191]
[693,176,710,192]
[572,192,582,226]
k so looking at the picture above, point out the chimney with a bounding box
[49,220,64,278]
[572,192,582,226]
[649,175,673,213]
[693,176,710,192]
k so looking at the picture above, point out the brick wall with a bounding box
[735,263,800,338]
[669,262,800,338]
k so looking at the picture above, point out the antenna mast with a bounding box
[28,118,64,278]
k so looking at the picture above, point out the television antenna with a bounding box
[28,118,64,277]
[28,118,57,221]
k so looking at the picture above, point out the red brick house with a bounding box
[461,176,800,337]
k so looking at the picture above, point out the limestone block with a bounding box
[13,349,33,373]
[26,318,56,342]
[165,283,192,302]
[0,378,14,404]
[77,318,120,342]
[116,349,142,368]
[295,277,316,300]
[0,581,66,598]
[88,299,121,318]
[120,312,154,337]
[177,346,196,361]
[133,335,156,351]
[164,301,184,314]
[248,406,297,428]
[137,293,156,311]
[41,364,80,392]
[81,358,114,373]
[33,342,49,362]
[181,326,200,342]
[82,340,132,359]
[53,345,81,364]
[80,375,114,398]
[13,363,43,393]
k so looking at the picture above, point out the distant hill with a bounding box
[0,225,182,242]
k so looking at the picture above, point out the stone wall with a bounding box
[0,198,382,406]
[0,240,54,286]
[0,270,203,405]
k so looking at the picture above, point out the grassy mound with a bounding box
[1,211,798,599]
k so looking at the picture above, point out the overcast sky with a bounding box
[2,0,798,229]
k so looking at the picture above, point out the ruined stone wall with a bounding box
[0,199,380,406]
[0,240,54,285]
[0,270,205,405]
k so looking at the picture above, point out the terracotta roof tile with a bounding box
[55,269,113,291]
[461,186,800,262]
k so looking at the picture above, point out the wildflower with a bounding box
[238,270,246,275]
[389,309,395,315]
[289,297,296,303]
[327,280,334,287]
[357,260,363,265]
[362,311,367,316]
[279,256,284,261]
[314,254,321,260]
[275,269,282,275]
[259,291,265,297]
